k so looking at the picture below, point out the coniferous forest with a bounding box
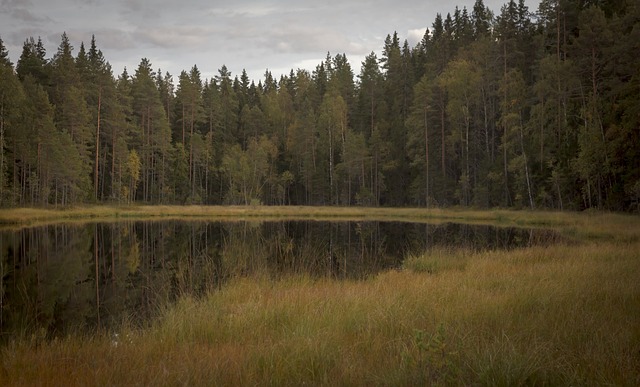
[0,0,638,211]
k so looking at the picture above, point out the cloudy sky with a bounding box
[1,0,538,83]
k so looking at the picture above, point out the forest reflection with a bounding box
[0,220,561,342]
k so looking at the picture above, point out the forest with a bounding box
[0,0,638,211]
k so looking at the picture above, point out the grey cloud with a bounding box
[134,26,219,49]
[265,26,369,56]
[1,0,51,23]
[60,29,135,51]
[70,0,99,4]
[207,4,280,18]
[116,0,145,13]
[407,28,428,46]
[206,2,319,19]
[115,0,165,19]
[3,27,47,50]
[1,0,32,8]
[115,0,217,21]
[10,8,47,22]
[90,29,136,50]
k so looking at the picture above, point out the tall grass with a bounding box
[2,238,639,385]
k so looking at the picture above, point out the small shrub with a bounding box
[402,324,459,384]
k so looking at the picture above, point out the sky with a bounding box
[0,0,540,83]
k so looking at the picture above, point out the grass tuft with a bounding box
[403,247,471,274]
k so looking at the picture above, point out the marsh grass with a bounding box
[403,247,471,274]
[2,234,639,385]
[1,205,638,242]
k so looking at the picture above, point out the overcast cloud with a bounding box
[0,0,539,82]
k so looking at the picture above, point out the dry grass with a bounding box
[2,237,639,385]
[1,205,638,242]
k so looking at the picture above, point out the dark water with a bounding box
[0,220,562,342]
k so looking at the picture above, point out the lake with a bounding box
[0,220,562,342]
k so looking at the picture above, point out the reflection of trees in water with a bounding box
[404,223,564,253]
[0,225,94,341]
[0,221,562,342]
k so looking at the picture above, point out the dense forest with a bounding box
[0,0,638,210]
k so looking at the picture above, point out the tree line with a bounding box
[0,0,638,210]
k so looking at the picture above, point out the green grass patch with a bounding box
[403,247,471,274]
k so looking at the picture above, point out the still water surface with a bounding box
[0,220,561,342]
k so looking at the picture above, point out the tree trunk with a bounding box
[520,121,534,210]
[329,125,334,205]
[190,104,195,200]
[502,42,510,206]
[0,100,4,204]
[424,105,430,206]
[111,123,116,199]
[94,88,101,201]
[440,103,446,178]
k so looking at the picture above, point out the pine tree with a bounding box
[131,58,172,202]
[174,65,204,200]
[111,68,134,201]
[215,65,239,146]
[439,59,481,205]
[0,37,13,67]
[379,32,412,205]
[569,6,618,208]
[0,45,24,204]
[16,37,48,85]
[472,0,493,38]
[499,68,534,208]
[79,35,119,201]
[355,52,385,141]
[406,74,435,205]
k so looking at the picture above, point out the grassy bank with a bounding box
[1,204,560,225]
[1,205,638,241]
[1,208,639,385]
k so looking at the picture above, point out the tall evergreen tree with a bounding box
[472,0,493,38]
[16,37,48,85]
[130,58,172,202]
[0,37,13,67]
[215,65,239,145]
[406,74,436,205]
[0,46,23,205]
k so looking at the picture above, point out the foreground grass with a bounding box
[2,238,639,385]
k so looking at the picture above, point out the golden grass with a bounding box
[1,205,638,242]
[2,238,639,385]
